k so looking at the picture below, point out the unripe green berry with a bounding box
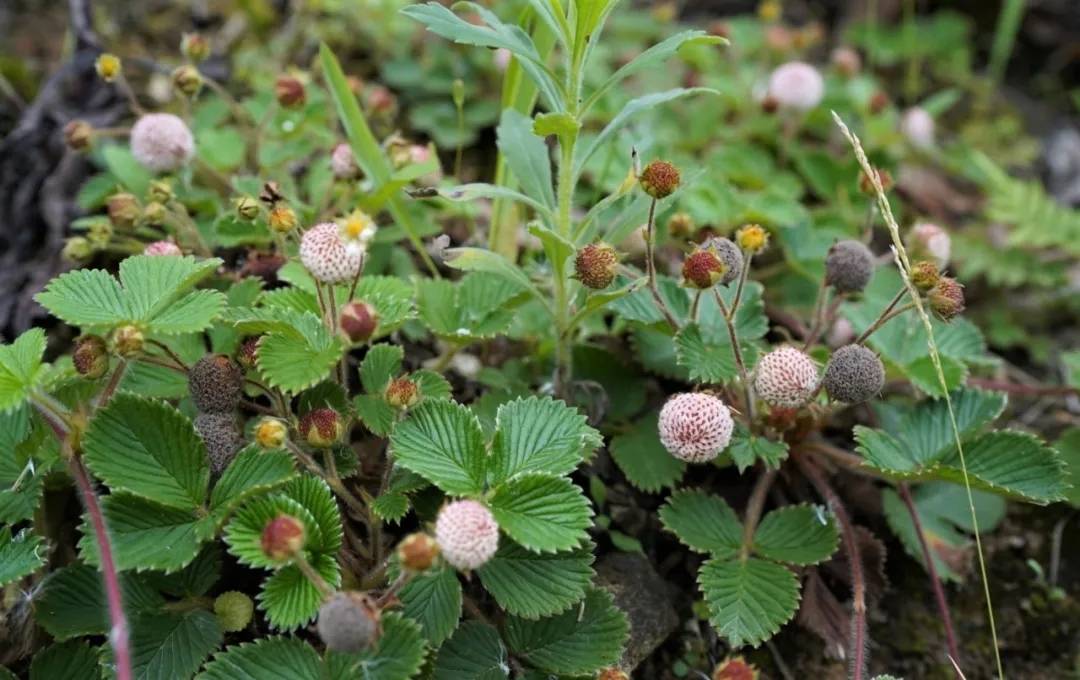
[254,418,288,449]
[107,193,140,230]
[214,591,254,632]
[63,236,93,262]
[667,212,695,239]
[396,533,439,572]
[910,260,940,292]
[822,344,885,404]
[111,325,144,357]
[236,196,260,221]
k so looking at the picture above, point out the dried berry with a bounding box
[64,119,93,151]
[340,301,379,344]
[268,205,298,234]
[73,335,109,379]
[658,393,734,463]
[195,412,242,475]
[682,248,727,289]
[144,240,181,256]
[111,325,144,357]
[574,242,620,290]
[107,193,140,230]
[910,260,940,292]
[275,74,306,108]
[435,500,500,571]
[735,224,769,254]
[299,408,344,448]
[823,344,885,404]
[639,160,680,199]
[317,592,381,653]
[825,240,875,293]
[754,346,819,408]
[767,61,824,111]
[396,533,439,572]
[254,418,288,449]
[130,113,195,173]
[385,376,420,410]
[188,355,244,414]
[213,591,253,632]
[260,514,306,561]
[702,237,744,285]
[928,277,965,320]
[299,223,363,284]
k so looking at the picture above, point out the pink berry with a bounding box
[658,393,734,463]
[754,346,819,409]
[435,500,499,571]
[130,113,194,173]
[331,143,358,180]
[768,62,824,112]
[144,240,182,256]
[908,222,951,267]
[299,222,362,284]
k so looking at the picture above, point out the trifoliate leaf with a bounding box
[503,588,628,676]
[117,610,223,680]
[698,557,799,648]
[259,552,340,631]
[399,564,462,646]
[659,490,742,557]
[36,564,164,640]
[489,396,601,485]
[0,329,47,413]
[78,493,216,573]
[629,324,689,380]
[752,504,839,566]
[0,526,45,586]
[210,446,297,517]
[1057,428,1080,507]
[199,637,323,680]
[256,313,346,394]
[433,622,509,680]
[390,399,487,496]
[323,613,427,680]
[417,273,527,341]
[728,427,789,473]
[29,640,101,680]
[608,410,685,493]
[82,394,210,510]
[477,538,594,619]
[488,474,593,553]
[360,344,404,394]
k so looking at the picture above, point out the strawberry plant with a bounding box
[1,1,1077,679]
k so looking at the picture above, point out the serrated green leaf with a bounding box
[0,329,48,413]
[488,474,593,553]
[118,609,223,680]
[443,248,542,300]
[371,492,410,524]
[477,538,594,619]
[905,354,967,397]
[324,612,427,680]
[659,489,742,557]
[225,495,318,570]
[198,637,322,680]
[504,588,628,675]
[416,273,527,341]
[36,564,165,640]
[390,400,487,496]
[144,544,222,598]
[399,565,462,646]
[673,322,742,384]
[83,394,209,510]
[753,504,838,565]
[356,394,398,437]
[0,526,45,586]
[934,431,1067,503]
[1057,428,1080,507]
[360,345,404,394]
[254,311,346,394]
[413,369,452,402]
[29,640,102,680]
[433,622,508,680]
[210,446,297,516]
[259,552,340,631]
[489,396,600,485]
[698,557,799,648]
[608,411,685,493]
[728,428,789,473]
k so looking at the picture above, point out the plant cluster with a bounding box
[0,1,1076,679]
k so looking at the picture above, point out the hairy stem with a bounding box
[714,289,755,425]
[644,198,680,330]
[95,359,128,409]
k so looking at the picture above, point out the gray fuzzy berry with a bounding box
[703,237,744,285]
[317,592,381,653]
[194,412,242,475]
[823,344,885,404]
[188,355,244,413]
[825,240,874,293]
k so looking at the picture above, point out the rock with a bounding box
[595,552,679,671]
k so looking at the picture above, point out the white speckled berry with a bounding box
[768,62,824,112]
[300,222,362,284]
[754,346,819,409]
[130,113,194,173]
[435,500,499,571]
[658,393,734,463]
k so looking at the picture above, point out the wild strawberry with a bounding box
[298,408,344,448]
[275,74,306,108]
[396,533,439,572]
[180,33,210,62]
[130,113,194,173]
[735,224,769,254]
[667,212,695,239]
[825,240,875,293]
[111,325,144,357]
[822,344,885,404]
[658,392,734,463]
[317,592,382,653]
[435,500,500,571]
[73,335,109,379]
[712,656,759,680]
[907,222,951,267]
[682,248,727,289]
[260,514,305,561]
[574,243,620,290]
[195,412,242,475]
[236,336,261,369]
[64,119,93,151]
[639,160,681,199]
[754,346,819,408]
[188,355,244,414]
[385,376,420,410]
[910,260,940,292]
[331,143,359,180]
[144,240,181,256]
[900,106,935,149]
[268,205,298,234]
[928,277,965,320]
[299,222,363,284]
[213,591,253,632]
[767,61,824,111]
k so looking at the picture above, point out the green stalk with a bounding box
[552,128,578,392]
[988,0,1026,86]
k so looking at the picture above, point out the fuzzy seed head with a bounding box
[713,656,759,680]
[340,301,378,344]
[107,193,140,229]
[275,74,306,108]
[735,224,769,254]
[95,53,121,81]
[317,592,382,653]
[768,61,824,111]
[331,143,359,180]
[261,514,306,561]
[639,161,681,199]
[74,335,109,379]
[667,212,695,239]
[754,346,819,408]
[702,237,744,285]
[144,240,182,256]
[299,408,344,448]
[435,500,500,571]
[907,222,951,267]
[910,260,941,292]
[858,167,893,195]
[397,533,440,572]
[214,591,254,632]
[385,376,420,410]
[928,277,965,320]
[195,412,242,475]
[682,248,727,289]
[111,325,144,357]
[130,113,195,173]
[575,243,619,290]
[658,393,734,463]
[823,344,885,404]
[254,418,288,449]
[188,355,244,413]
[300,222,363,284]
[64,119,93,151]
[901,106,935,149]
[825,240,875,293]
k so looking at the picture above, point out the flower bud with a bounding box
[172,65,203,97]
[858,167,893,195]
[254,418,288,449]
[712,656,759,680]
[107,193,140,230]
[385,376,420,410]
[235,196,260,221]
[825,240,875,294]
[299,408,344,448]
[682,248,727,289]
[639,160,680,199]
[574,242,619,290]
[63,236,93,262]
[907,222,951,268]
[213,591,253,632]
[275,74,306,108]
[64,120,93,151]
[142,201,167,226]
[95,53,121,82]
[181,33,211,63]
[260,514,306,561]
[73,335,110,379]
[396,533,439,572]
[735,224,769,254]
[111,325,144,357]
[910,260,940,292]
[667,212,695,239]
[317,592,382,653]
[148,180,174,203]
[268,205,298,234]
[928,277,965,321]
[340,301,378,344]
[87,220,113,249]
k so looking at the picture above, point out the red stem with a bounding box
[898,483,962,670]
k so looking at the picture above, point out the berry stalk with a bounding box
[643,198,681,330]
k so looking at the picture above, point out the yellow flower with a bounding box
[735,224,769,254]
[96,54,121,82]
